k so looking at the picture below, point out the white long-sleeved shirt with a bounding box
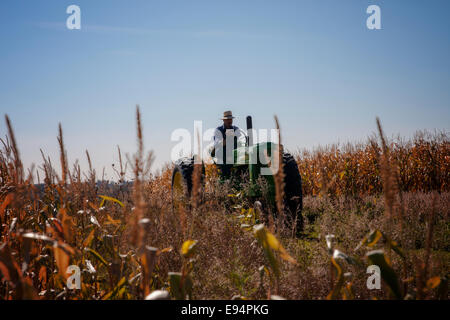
[213,125,247,150]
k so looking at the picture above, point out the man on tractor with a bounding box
[212,110,247,179]
[172,111,304,234]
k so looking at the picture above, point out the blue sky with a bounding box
[0,0,449,181]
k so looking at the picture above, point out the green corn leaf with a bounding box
[366,249,402,299]
[333,249,360,266]
[254,224,297,266]
[99,195,124,208]
[357,230,405,260]
[102,276,127,300]
[381,233,405,260]
[181,240,197,258]
[327,257,345,300]
[367,230,383,247]
[85,248,109,267]
[168,272,183,300]
[168,272,193,300]
[253,225,280,278]
[356,229,382,251]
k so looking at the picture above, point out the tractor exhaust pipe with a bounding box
[246,116,253,146]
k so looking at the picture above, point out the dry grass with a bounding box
[0,111,448,300]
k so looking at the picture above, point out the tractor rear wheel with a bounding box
[282,152,303,233]
[171,157,204,207]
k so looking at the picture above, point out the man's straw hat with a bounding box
[221,110,235,120]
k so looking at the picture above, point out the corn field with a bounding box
[0,109,448,300]
[297,130,449,197]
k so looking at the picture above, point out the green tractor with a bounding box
[171,116,303,233]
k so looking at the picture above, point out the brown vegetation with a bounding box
[0,109,448,300]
